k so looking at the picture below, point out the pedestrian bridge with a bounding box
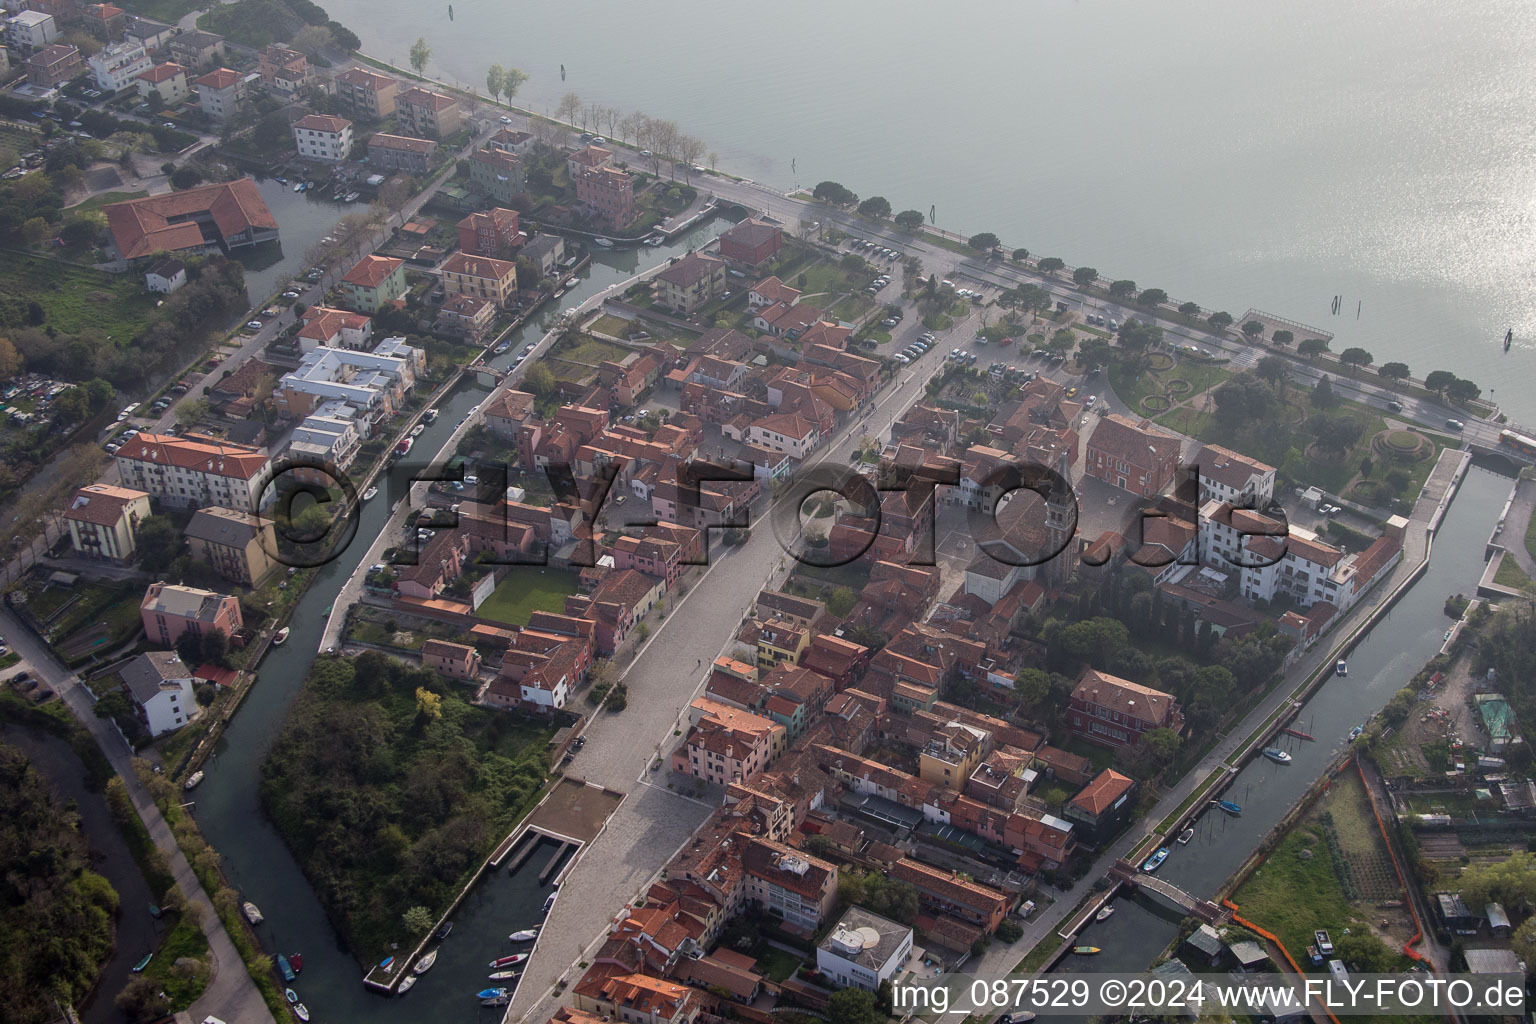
[1110,860,1225,923]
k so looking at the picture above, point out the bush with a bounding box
[996,919,1023,943]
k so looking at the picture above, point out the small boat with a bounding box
[290,953,303,973]
[149,903,162,918]
[1315,929,1335,954]
[242,901,263,925]
[343,191,360,202]
[285,988,298,1004]
[292,1003,310,1022]
[553,286,566,298]
[494,341,511,354]
[414,949,438,974]
[321,604,332,618]
[396,436,414,456]
[278,954,295,982]
[423,409,439,424]
[293,182,304,192]
[410,424,425,438]
[132,953,153,973]
[646,235,665,246]
[273,627,290,646]
[593,237,613,247]
[1217,800,1243,816]
[1142,847,1170,872]
[489,954,527,968]
[398,974,417,994]
[436,921,454,941]
[1177,828,1195,845]
[565,277,579,288]
[478,987,510,1003]
[1348,725,1364,741]
[1095,905,1115,922]
[379,955,395,971]
[1263,747,1293,765]
[274,176,288,185]
[542,892,556,914]
[1335,659,1348,676]
[184,770,204,791]
[509,928,538,942]
[362,486,377,503]
[487,970,519,980]
[1072,946,1101,956]
[1504,327,1513,352]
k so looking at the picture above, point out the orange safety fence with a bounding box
[1223,897,1343,1024]
[1355,759,1430,965]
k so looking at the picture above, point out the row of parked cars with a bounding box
[894,331,938,365]
[849,239,902,262]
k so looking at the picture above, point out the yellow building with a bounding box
[755,618,809,669]
[918,721,991,789]
[439,252,519,308]
[64,484,150,563]
[183,506,278,586]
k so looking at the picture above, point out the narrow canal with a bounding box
[1055,465,1511,974]
[188,218,723,1023]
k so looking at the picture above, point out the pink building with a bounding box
[140,581,243,649]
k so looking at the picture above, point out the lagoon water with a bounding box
[329,0,1536,422]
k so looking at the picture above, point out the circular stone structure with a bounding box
[1371,428,1430,461]
[1148,352,1176,371]
[1166,378,1193,395]
[1141,394,1172,413]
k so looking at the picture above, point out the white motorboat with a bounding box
[509,928,538,942]
[1095,905,1115,922]
[414,949,438,975]
[242,901,264,925]
[397,974,417,994]
[184,770,204,791]
[272,627,290,646]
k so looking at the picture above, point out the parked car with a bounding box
[245,320,264,330]
[1446,418,1465,430]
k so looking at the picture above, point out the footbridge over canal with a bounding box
[1110,860,1226,924]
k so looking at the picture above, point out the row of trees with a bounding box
[551,95,711,179]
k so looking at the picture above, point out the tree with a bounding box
[1311,376,1338,409]
[1271,329,1293,347]
[1213,372,1276,425]
[893,209,923,231]
[1143,727,1182,766]
[176,630,203,668]
[1108,279,1137,298]
[1072,265,1098,288]
[408,36,431,76]
[402,905,434,934]
[21,216,47,246]
[812,180,857,206]
[826,988,883,1024]
[1038,256,1065,275]
[967,232,1001,251]
[856,195,890,219]
[1255,355,1289,388]
[1047,327,1076,354]
[1308,413,1362,455]
[1138,287,1168,307]
[415,686,443,721]
[522,362,555,396]
[1446,377,1482,404]
[1241,319,1265,341]
[200,628,228,667]
[0,337,21,379]
[1059,617,1129,667]
[1378,361,1410,384]
[1298,337,1330,359]
[485,64,504,103]
[501,67,529,99]
[1014,667,1051,705]
[1340,346,1374,372]
[1424,370,1457,396]
[825,586,858,618]
[1178,301,1200,316]
[137,514,182,573]
[1208,310,1234,331]
[1117,319,1163,356]
[116,976,169,1020]
[1513,916,1536,968]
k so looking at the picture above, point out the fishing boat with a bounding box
[1072,946,1101,956]
[184,770,204,791]
[242,901,264,925]
[423,408,439,424]
[1095,905,1115,922]
[398,974,417,994]
[132,953,153,973]
[292,1003,310,1021]
[278,954,295,982]
[488,953,527,968]
[396,436,414,456]
[285,988,299,1004]
[362,486,377,503]
[410,423,425,438]
[290,953,303,973]
[414,949,438,974]
[478,987,510,1005]
[1335,659,1348,676]
[593,237,613,247]
[1177,827,1195,844]
[273,627,290,646]
[1217,799,1243,816]
[1263,748,1293,765]
[542,892,557,914]
[494,341,511,354]
[509,928,538,942]
[1142,847,1170,872]
[488,970,519,980]
[436,921,454,941]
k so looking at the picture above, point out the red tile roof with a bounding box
[293,113,350,133]
[341,254,403,289]
[137,62,185,84]
[441,251,517,282]
[104,179,276,260]
[1069,768,1135,815]
[195,67,240,89]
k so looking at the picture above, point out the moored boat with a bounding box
[423,409,439,424]
[1335,659,1348,676]
[292,1003,310,1021]
[1263,747,1293,765]
[1072,946,1101,956]
[1095,905,1115,922]
[184,770,204,791]
[290,953,303,973]
[1347,725,1364,741]
[273,627,290,646]
[436,921,454,941]
[362,486,377,503]
[278,954,295,982]
[379,955,395,971]
[398,974,417,994]
[565,277,579,288]
[414,949,438,974]
[410,423,425,438]
[1142,847,1170,872]
[478,987,510,1004]
[488,953,527,968]
[132,953,153,973]
[242,901,263,925]
[1217,799,1243,816]
[1177,828,1195,845]
[593,237,613,247]
[509,928,538,942]
[396,436,414,456]
[488,970,519,980]
[285,988,298,1004]
[542,892,556,914]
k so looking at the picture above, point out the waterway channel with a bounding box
[186,217,722,1024]
[1054,466,1512,979]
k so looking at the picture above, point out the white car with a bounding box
[499,115,512,124]
[246,320,264,330]
[894,354,909,364]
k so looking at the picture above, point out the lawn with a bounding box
[1526,500,1536,564]
[587,314,635,338]
[1230,824,1361,958]
[791,258,868,301]
[752,946,802,983]
[142,910,211,1009]
[476,568,580,626]
[68,190,148,215]
[1493,552,1533,591]
[549,334,629,367]
[0,250,159,339]
[1109,354,1231,414]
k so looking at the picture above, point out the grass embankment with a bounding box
[1493,553,1533,591]
[1231,825,1357,957]
[0,249,159,338]
[261,653,554,959]
[476,568,581,626]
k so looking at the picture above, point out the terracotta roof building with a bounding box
[340,254,406,313]
[367,131,437,174]
[104,180,277,261]
[114,432,272,511]
[1085,413,1182,497]
[1068,668,1184,750]
[64,483,149,563]
[440,251,519,307]
[334,66,397,119]
[1063,768,1137,845]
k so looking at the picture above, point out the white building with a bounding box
[287,406,362,472]
[1193,444,1276,507]
[815,908,914,992]
[88,40,152,92]
[292,113,353,163]
[114,432,273,511]
[520,671,571,712]
[144,258,186,294]
[120,651,198,737]
[4,10,57,52]
[748,411,819,459]
[272,337,423,436]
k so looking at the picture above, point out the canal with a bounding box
[186,217,722,1024]
[1055,466,1511,976]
